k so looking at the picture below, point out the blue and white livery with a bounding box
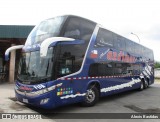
[5,15,154,109]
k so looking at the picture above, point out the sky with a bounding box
[0,0,160,61]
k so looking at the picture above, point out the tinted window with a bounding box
[141,46,154,60]
[114,63,123,75]
[113,35,125,51]
[149,50,154,60]
[62,16,96,43]
[135,44,142,55]
[89,62,142,77]
[125,39,135,53]
[89,63,114,76]
[88,63,98,76]
[116,63,142,75]
[95,28,113,47]
[141,46,146,58]
[55,44,85,78]
[132,64,142,75]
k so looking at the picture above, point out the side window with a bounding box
[124,63,133,75]
[95,28,113,48]
[113,35,125,51]
[141,47,153,61]
[56,44,85,77]
[89,62,141,77]
[132,64,141,75]
[89,63,114,76]
[135,44,142,55]
[139,45,142,55]
[114,63,123,75]
[105,63,114,76]
[149,50,154,60]
[114,63,133,76]
[125,39,135,53]
[88,63,98,76]
[144,47,148,58]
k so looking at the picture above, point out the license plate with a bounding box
[23,98,28,103]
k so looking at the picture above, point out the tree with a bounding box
[155,61,160,68]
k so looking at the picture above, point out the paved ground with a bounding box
[0,81,160,122]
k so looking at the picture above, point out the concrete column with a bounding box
[9,44,16,83]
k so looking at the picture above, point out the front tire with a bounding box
[82,85,99,107]
[139,80,145,91]
[144,79,149,89]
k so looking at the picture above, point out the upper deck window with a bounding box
[113,35,125,51]
[95,28,114,48]
[125,39,135,53]
[26,16,96,46]
[61,16,96,43]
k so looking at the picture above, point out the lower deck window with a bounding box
[89,62,142,77]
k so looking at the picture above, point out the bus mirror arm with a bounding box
[5,45,24,61]
[40,37,75,57]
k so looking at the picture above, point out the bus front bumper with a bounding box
[15,89,56,109]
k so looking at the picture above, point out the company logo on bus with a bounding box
[19,86,33,91]
[107,51,136,63]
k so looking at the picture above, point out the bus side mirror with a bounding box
[5,45,24,61]
[40,37,75,58]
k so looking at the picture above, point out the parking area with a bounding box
[0,81,160,122]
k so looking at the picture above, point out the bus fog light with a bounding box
[40,98,49,104]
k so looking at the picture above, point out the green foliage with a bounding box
[155,62,160,68]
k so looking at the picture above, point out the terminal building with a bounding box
[0,25,34,83]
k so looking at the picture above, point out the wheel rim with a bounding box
[86,89,95,103]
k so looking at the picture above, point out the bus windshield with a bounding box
[17,47,54,84]
[26,16,65,45]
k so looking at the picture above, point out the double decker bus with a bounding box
[5,15,154,109]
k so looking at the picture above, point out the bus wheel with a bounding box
[139,80,145,91]
[82,85,99,107]
[144,79,149,89]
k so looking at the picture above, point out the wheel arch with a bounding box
[87,80,101,96]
